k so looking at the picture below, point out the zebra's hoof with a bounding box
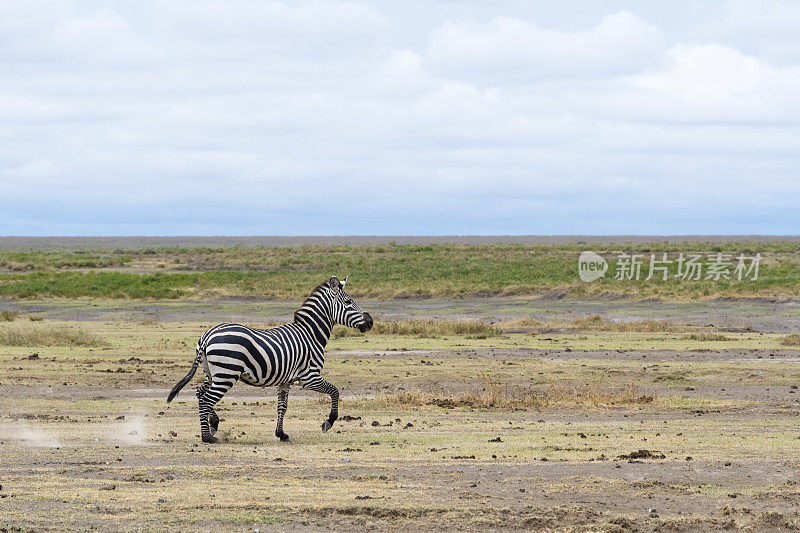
[321,421,332,433]
[202,435,219,444]
[276,431,291,442]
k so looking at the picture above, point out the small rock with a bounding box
[28,353,39,360]
[371,421,380,427]
[158,497,166,503]
[403,423,413,429]
[488,437,502,442]
[685,456,693,461]
[169,431,177,437]
[210,493,215,498]
[115,415,125,420]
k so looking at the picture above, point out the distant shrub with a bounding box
[377,380,654,409]
[780,334,800,347]
[572,315,683,332]
[0,310,19,322]
[332,320,500,338]
[686,333,730,341]
[0,325,107,347]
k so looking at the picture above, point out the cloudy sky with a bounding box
[1,1,798,236]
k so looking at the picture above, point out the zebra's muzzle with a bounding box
[358,312,373,333]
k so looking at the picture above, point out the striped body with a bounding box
[167,276,373,443]
[200,322,323,387]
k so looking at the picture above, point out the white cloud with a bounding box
[698,0,800,63]
[635,44,762,96]
[0,1,798,235]
[425,11,666,83]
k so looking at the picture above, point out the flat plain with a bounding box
[2,239,800,531]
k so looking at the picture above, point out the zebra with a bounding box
[166,276,373,443]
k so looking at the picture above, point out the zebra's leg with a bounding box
[198,376,236,443]
[275,385,291,442]
[301,375,339,433]
[195,378,219,434]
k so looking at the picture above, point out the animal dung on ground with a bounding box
[616,449,665,460]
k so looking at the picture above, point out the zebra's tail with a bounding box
[167,349,202,403]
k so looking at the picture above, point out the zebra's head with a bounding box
[327,276,373,333]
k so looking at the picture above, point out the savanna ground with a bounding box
[3,238,800,531]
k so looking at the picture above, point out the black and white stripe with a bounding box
[167,276,373,443]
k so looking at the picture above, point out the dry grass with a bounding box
[377,380,654,409]
[328,316,715,340]
[685,333,731,342]
[334,316,690,339]
[498,316,689,333]
[780,334,800,347]
[1,310,19,322]
[333,320,500,339]
[571,315,685,332]
[0,325,108,347]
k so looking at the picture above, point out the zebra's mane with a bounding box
[293,279,332,322]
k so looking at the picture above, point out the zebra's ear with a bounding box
[329,276,341,289]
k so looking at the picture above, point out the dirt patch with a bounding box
[3,298,800,531]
